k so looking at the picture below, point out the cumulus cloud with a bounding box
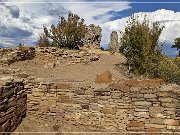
[101,9,180,56]
[0,0,131,47]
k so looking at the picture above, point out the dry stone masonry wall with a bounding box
[35,47,100,67]
[25,78,180,132]
[0,46,35,66]
[0,76,27,134]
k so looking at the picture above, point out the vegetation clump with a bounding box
[172,37,180,57]
[119,13,180,85]
[120,14,164,75]
[43,12,87,49]
[37,33,50,47]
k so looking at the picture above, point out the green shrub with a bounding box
[43,12,87,49]
[119,14,164,75]
[153,57,180,85]
[172,37,180,57]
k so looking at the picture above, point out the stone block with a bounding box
[149,118,164,124]
[56,83,70,89]
[164,119,179,126]
[100,108,116,114]
[81,104,89,110]
[95,71,112,84]
[144,94,156,99]
[133,101,152,106]
[134,112,149,118]
[2,119,10,131]
[145,124,166,129]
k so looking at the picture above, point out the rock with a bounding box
[17,73,29,78]
[133,101,152,106]
[95,71,112,84]
[149,118,164,124]
[81,104,89,110]
[164,119,179,126]
[127,120,144,127]
[44,62,56,69]
[108,31,119,52]
[84,24,102,48]
[56,83,70,89]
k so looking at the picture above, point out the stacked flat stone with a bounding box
[25,78,180,132]
[0,76,26,134]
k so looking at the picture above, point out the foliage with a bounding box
[153,57,180,85]
[43,12,87,49]
[172,37,180,57]
[119,14,164,75]
[37,33,50,47]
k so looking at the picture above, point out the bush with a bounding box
[43,12,87,49]
[119,14,164,75]
[172,37,180,57]
[153,57,180,85]
[37,33,50,47]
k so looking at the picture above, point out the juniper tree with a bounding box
[43,12,87,49]
[119,14,164,75]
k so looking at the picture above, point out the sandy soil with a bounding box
[9,52,127,82]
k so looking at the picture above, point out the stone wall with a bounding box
[25,78,180,132]
[35,47,100,67]
[0,76,27,134]
[84,24,102,48]
[0,46,35,66]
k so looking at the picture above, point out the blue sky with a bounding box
[0,0,180,57]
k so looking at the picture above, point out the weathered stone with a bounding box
[44,62,56,69]
[84,24,102,48]
[0,113,14,124]
[108,31,119,52]
[81,104,89,110]
[145,127,161,132]
[100,108,116,114]
[133,101,151,106]
[95,71,112,84]
[17,73,29,78]
[127,120,144,127]
[164,119,179,126]
[159,98,178,103]
[2,119,10,131]
[144,94,156,99]
[145,124,166,129]
[149,107,164,113]
[56,83,70,89]
[134,112,149,118]
[149,118,164,124]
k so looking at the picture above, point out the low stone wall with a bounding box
[26,78,180,132]
[0,46,35,66]
[0,76,27,134]
[35,47,100,67]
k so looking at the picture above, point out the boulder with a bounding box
[95,71,112,84]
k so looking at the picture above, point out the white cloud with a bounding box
[101,9,180,56]
[0,0,131,47]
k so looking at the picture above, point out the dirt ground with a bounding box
[9,52,127,82]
